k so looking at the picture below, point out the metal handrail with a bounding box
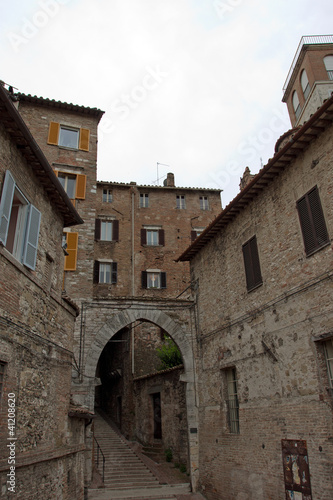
[94,436,105,483]
[283,34,333,93]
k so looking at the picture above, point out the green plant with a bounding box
[179,464,187,474]
[156,336,182,370]
[165,447,173,462]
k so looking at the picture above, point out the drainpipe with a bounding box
[131,188,135,374]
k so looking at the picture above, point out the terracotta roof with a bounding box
[17,93,104,122]
[177,94,333,262]
[0,84,83,227]
[68,405,95,420]
[97,180,222,192]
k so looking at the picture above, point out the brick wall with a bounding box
[188,122,333,499]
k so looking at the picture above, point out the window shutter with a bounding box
[75,174,86,200]
[64,232,78,271]
[0,170,15,245]
[141,271,148,288]
[93,261,100,283]
[242,236,262,291]
[23,204,41,270]
[191,230,197,242]
[297,187,329,255]
[95,219,101,241]
[160,272,167,289]
[141,229,147,246]
[111,262,118,283]
[159,229,165,246]
[47,122,60,145]
[112,220,119,242]
[79,128,90,151]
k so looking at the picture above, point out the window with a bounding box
[55,171,86,201]
[0,361,5,404]
[47,122,90,151]
[225,368,240,434]
[200,196,209,210]
[292,90,301,120]
[297,186,329,256]
[140,193,149,208]
[242,235,262,291]
[141,227,165,246]
[324,55,333,80]
[323,339,333,388]
[176,195,186,209]
[0,171,41,270]
[93,261,117,284]
[102,189,112,203]
[141,271,167,289]
[300,69,310,100]
[191,228,204,242]
[95,219,119,242]
[63,232,78,271]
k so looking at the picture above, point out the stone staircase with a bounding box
[87,411,191,499]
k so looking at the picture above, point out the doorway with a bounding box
[152,392,162,439]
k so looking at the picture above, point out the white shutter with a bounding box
[0,171,15,245]
[23,204,41,270]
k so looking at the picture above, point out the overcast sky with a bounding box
[1,1,333,206]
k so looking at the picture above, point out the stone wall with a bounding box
[189,123,333,499]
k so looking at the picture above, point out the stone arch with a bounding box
[82,306,199,491]
[84,307,195,382]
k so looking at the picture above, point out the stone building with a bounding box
[0,84,86,499]
[13,89,222,488]
[177,39,333,499]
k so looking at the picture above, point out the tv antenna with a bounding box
[156,162,169,186]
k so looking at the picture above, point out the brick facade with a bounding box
[0,86,86,499]
[179,96,333,499]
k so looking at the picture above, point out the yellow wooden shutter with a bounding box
[75,174,86,200]
[47,122,60,145]
[64,232,78,271]
[79,128,90,151]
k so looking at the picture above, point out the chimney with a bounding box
[164,172,175,187]
[239,167,255,191]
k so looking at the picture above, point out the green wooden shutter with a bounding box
[0,171,15,245]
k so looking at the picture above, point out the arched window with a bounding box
[300,70,310,100]
[324,55,333,80]
[292,90,301,120]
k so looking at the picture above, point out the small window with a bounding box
[55,171,86,201]
[103,189,112,203]
[242,236,262,291]
[292,90,301,120]
[0,361,5,405]
[225,368,240,434]
[200,196,209,210]
[95,219,119,242]
[59,126,79,149]
[300,70,310,100]
[297,186,329,256]
[141,271,167,289]
[141,228,165,246]
[47,122,90,151]
[140,193,149,208]
[176,195,186,209]
[191,228,204,242]
[94,261,117,284]
[323,339,333,388]
[324,55,333,80]
[0,171,41,270]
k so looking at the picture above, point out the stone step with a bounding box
[87,483,191,499]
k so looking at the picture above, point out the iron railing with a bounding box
[94,436,105,483]
[283,35,333,93]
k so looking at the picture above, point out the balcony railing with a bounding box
[283,35,333,93]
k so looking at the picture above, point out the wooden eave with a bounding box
[0,86,83,227]
[177,95,333,262]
